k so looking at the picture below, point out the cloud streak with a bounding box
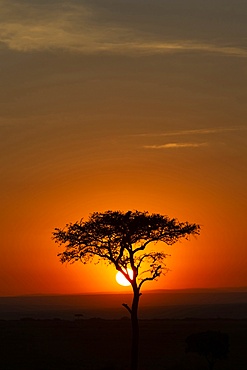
[144,142,208,149]
[140,126,247,150]
[137,126,247,138]
[133,42,247,58]
[0,1,247,57]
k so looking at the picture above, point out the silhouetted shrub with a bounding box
[186,330,229,369]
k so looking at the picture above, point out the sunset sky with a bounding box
[1,0,247,296]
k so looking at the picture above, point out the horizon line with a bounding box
[2,286,247,299]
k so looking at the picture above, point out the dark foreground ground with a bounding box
[0,318,246,370]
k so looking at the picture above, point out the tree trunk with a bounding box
[130,288,140,370]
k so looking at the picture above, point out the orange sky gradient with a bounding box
[1,0,247,296]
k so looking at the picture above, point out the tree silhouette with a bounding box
[53,210,200,370]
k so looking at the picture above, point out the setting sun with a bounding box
[116,269,133,287]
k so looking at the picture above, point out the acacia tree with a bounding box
[53,210,200,370]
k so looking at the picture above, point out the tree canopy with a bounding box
[53,210,200,289]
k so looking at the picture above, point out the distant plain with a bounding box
[0,290,246,369]
[1,289,247,320]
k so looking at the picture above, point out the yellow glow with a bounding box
[116,269,133,286]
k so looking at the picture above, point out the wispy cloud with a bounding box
[144,142,208,149]
[133,42,247,58]
[140,126,247,150]
[0,1,247,57]
[0,2,106,53]
[137,126,246,138]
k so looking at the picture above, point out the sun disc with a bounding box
[116,269,133,286]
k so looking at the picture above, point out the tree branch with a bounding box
[122,303,132,314]
[138,264,164,290]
